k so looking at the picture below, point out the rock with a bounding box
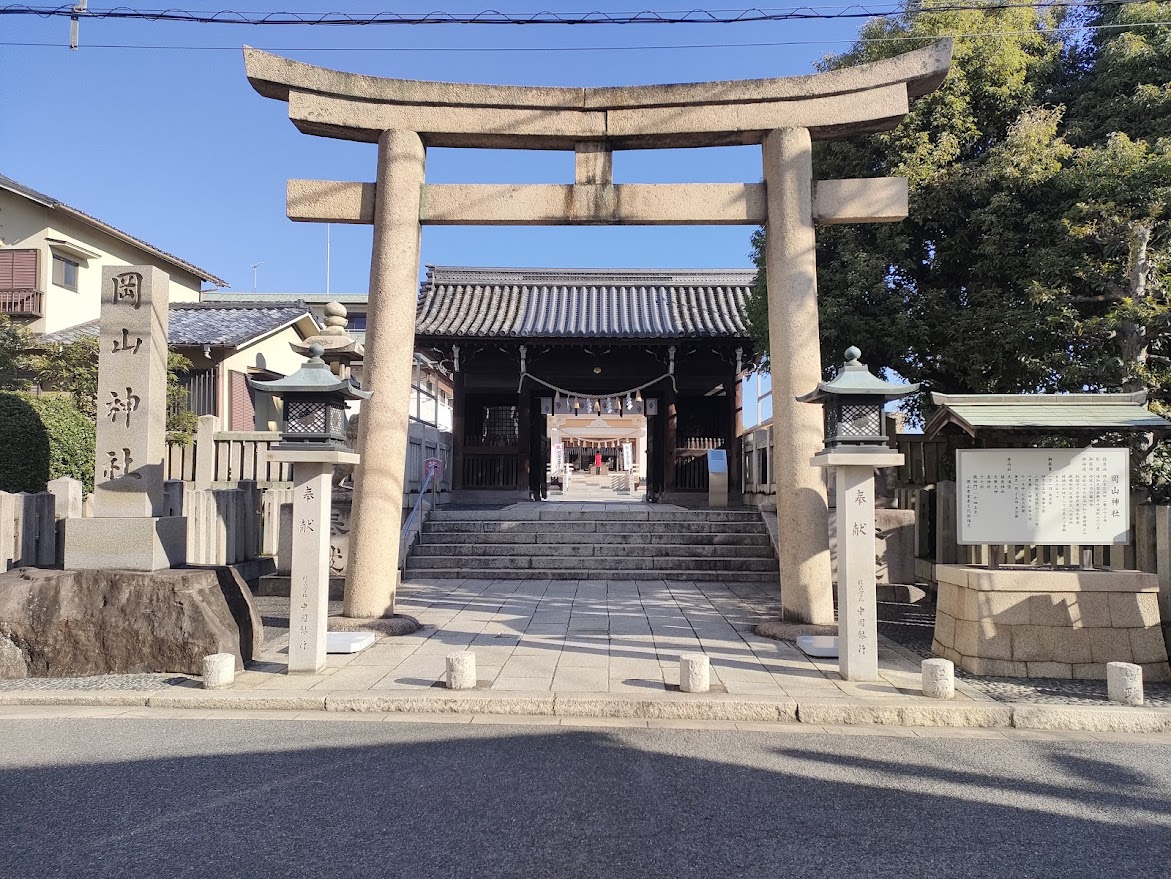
[0,567,243,678]
[209,566,265,663]
[0,633,28,679]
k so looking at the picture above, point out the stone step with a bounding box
[415,530,772,547]
[411,542,776,559]
[404,568,779,583]
[430,509,762,523]
[404,555,779,572]
[423,520,767,535]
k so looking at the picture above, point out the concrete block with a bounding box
[1129,627,1170,665]
[1140,661,1171,682]
[977,592,1032,626]
[1087,628,1129,664]
[932,611,956,649]
[1026,661,1073,678]
[679,653,710,693]
[1072,663,1108,680]
[1077,593,1112,627]
[921,658,954,699]
[1011,704,1171,733]
[1028,594,1079,627]
[202,653,236,689]
[1011,625,1090,664]
[961,657,1027,677]
[954,620,979,657]
[1110,592,1161,628]
[974,620,1013,660]
[1106,661,1143,706]
[446,651,477,690]
[63,516,187,571]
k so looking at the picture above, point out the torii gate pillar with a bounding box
[344,130,425,619]
[763,127,835,624]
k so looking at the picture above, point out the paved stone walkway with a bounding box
[237,579,979,702]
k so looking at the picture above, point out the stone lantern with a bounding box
[796,346,916,681]
[249,344,371,673]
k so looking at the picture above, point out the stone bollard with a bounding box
[202,653,236,690]
[1107,661,1143,706]
[446,651,477,690]
[679,653,710,693]
[921,658,955,699]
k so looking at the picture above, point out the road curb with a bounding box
[2,688,1170,732]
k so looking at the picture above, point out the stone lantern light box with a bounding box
[798,346,918,448]
[248,343,370,451]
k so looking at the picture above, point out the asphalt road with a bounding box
[1,717,1169,879]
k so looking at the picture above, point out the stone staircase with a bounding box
[405,507,779,582]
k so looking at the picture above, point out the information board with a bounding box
[956,448,1129,545]
[622,442,633,472]
[707,449,728,474]
[550,442,564,473]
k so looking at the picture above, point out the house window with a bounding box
[51,254,79,291]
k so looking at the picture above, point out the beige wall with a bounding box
[0,191,205,334]
[220,324,311,431]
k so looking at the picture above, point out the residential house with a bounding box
[44,302,319,431]
[0,175,226,333]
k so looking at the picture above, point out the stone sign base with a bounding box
[933,564,1170,681]
[63,516,187,571]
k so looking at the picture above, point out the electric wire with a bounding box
[2,17,1167,51]
[0,0,1155,26]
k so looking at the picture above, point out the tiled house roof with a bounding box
[41,303,315,348]
[415,266,755,340]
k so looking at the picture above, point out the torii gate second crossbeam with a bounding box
[243,41,953,623]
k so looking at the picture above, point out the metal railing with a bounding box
[399,468,438,572]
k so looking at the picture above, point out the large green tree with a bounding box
[749,1,1171,425]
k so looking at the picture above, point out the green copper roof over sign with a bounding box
[923,392,1171,438]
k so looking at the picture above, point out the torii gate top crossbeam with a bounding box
[243,41,952,150]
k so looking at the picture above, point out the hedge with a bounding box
[0,391,95,493]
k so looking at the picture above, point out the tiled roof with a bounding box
[40,303,315,348]
[0,175,228,287]
[924,392,1171,437]
[415,266,755,340]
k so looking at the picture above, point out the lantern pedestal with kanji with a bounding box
[797,346,914,682]
[252,344,371,674]
[268,448,359,673]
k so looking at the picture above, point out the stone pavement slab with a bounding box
[3,577,1171,734]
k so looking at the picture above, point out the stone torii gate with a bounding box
[243,41,952,622]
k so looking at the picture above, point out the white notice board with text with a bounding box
[956,448,1129,545]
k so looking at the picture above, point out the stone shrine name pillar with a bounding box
[345,129,426,618]
[762,128,835,625]
[64,266,186,570]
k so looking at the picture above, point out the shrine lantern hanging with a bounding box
[796,346,917,449]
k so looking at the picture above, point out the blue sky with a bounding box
[2,2,868,294]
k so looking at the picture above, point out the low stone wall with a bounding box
[932,564,1170,681]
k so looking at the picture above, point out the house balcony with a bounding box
[0,289,43,318]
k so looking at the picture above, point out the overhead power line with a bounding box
[5,18,1169,53]
[0,1,1151,27]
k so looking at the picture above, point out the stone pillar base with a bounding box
[64,517,187,571]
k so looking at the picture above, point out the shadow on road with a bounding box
[1,720,1169,878]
